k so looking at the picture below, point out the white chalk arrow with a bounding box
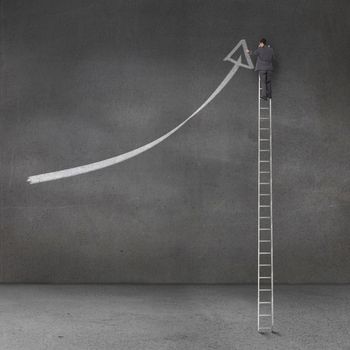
[28,39,253,184]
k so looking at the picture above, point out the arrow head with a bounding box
[224,39,254,70]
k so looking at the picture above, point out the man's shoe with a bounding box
[260,96,267,101]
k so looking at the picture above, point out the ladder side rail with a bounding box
[257,75,261,331]
[269,97,274,328]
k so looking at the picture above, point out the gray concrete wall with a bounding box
[0,0,349,283]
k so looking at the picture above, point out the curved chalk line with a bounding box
[28,40,253,184]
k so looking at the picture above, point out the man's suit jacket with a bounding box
[252,46,275,71]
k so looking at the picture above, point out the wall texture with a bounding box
[0,0,349,283]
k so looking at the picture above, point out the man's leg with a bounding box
[259,71,267,99]
[266,71,272,98]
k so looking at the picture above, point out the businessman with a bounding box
[247,38,275,100]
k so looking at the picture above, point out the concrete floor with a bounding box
[0,285,349,350]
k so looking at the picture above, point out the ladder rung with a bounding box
[259,228,271,230]
[259,289,272,291]
[260,117,270,119]
[259,277,271,279]
[259,240,271,242]
[260,139,269,141]
[259,252,271,255]
[260,149,270,152]
[259,264,271,266]
[259,128,270,130]
[259,314,272,317]
[259,161,270,163]
[259,171,270,173]
[260,182,270,184]
[260,107,269,110]
[259,205,270,207]
[260,194,270,196]
[259,302,272,304]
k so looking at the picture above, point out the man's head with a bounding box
[259,38,267,47]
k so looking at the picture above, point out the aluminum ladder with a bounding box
[257,75,274,333]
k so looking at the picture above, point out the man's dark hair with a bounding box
[260,38,267,45]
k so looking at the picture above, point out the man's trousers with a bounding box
[259,70,272,99]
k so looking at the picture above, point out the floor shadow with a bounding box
[258,330,281,337]
[272,330,281,336]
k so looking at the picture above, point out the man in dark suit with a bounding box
[247,38,275,100]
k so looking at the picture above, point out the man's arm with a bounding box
[246,48,259,56]
[271,48,276,60]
